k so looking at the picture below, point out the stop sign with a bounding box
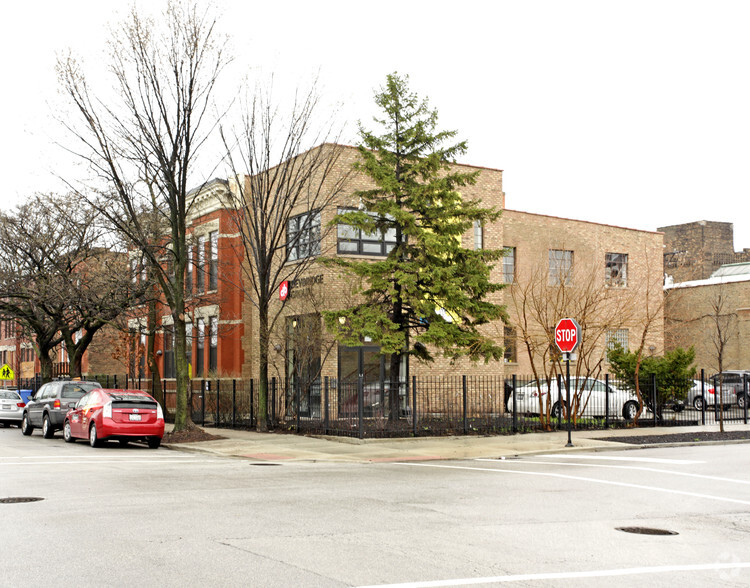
[555,318,580,353]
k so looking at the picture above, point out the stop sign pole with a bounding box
[555,318,580,447]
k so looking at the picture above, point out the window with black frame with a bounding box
[196,318,205,376]
[209,231,218,290]
[337,208,397,255]
[163,325,175,379]
[209,316,217,372]
[287,211,321,261]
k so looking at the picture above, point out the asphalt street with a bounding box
[1,427,749,587]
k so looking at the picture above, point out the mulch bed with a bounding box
[596,431,750,445]
[162,428,225,444]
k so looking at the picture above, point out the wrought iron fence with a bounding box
[15,371,750,438]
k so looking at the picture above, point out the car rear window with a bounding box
[62,383,99,399]
[109,393,157,410]
[0,391,20,400]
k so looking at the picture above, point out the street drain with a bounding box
[250,463,281,466]
[0,497,44,504]
[616,526,678,536]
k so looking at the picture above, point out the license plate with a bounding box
[1,404,9,410]
[129,414,142,421]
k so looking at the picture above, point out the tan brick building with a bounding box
[501,211,664,379]
[665,264,750,372]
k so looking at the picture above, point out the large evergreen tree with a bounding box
[324,73,507,419]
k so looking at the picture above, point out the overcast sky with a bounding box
[2,0,749,249]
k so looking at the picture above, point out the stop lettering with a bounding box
[554,318,580,353]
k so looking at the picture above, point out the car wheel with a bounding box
[738,395,747,410]
[622,400,639,420]
[42,414,54,439]
[147,437,161,449]
[63,420,75,443]
[21,413,33,436]
[551,402,563,419]
[89,423,100,448]
[673,403,684,413]
[693,396,704,411]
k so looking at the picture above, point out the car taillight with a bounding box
[53,399,61,409]
[708,388,715,395]
[103,402,112,419]
[17,402,25,408]
[157,404,164,420]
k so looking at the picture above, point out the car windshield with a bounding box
[0,391,20,400]
[62,383,100,399]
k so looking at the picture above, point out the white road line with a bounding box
[0,453,195,460]
[356,562,750,587]
[535,454,703,464]
[395,462,750,506]
[0,459,219,466]
[476,458,750,485]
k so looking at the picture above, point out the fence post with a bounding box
[744,374,748,426]
[114,375,118,388]
[357,373,364,440]
[125,374,129,389]
[250,379,255,429]
[463,375,468,435]
[412,375,417,437]
[232,379,236,429]
[324,376,330,436]
[271,377,277,427]
[556,373,563,430]
[510,374,518,433]
[215,379,220,427]
[605,373,610,428]
[651,373,657,427]
[201,379,206,426]
[700,369,705,425]
[295,379,301,434]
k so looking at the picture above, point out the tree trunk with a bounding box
[147,299,163,409]
[388,351,401,421]
[38,352,53,385]
[257,299,270,432]
[172,299,195,431]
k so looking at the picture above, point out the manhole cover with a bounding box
[616,526,678,536]
[0,497,44,504]
[249,463,281,466]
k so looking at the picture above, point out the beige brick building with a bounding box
[501,211,664,379]
[233,145,665,393]
[665,265,750,372]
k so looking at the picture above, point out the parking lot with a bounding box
[1,427,749,587]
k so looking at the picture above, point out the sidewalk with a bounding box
[162,423,750,463]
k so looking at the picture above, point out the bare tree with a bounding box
[0,194,143,382]
[57,1,230,431]
[220,85,348,431]
[509,257,636,427]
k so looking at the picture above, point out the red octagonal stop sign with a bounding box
[555,318,580,353]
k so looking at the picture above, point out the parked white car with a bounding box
[507,377,640,420]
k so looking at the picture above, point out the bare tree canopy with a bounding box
[57,0,230,431]
[221,81,348,430]
[0,193,142,382]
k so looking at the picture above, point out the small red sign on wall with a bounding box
[279,280,289,301]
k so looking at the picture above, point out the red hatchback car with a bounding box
[63,389,165,448]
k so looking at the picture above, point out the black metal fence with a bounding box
[16,371,749,438]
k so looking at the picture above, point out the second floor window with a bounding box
[288,211,321,261]
[549,249,573,286]
[186,245,193,294]
[605,253,628,287]
[337,208,396,256]
[209,231,218,290]
[503,247,515,284]
[473,220,483,250]
[196,236,207,293]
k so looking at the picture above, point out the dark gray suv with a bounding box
[709,371,750,409]
[21,380,102,438]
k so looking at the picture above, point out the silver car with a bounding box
[0,390,25,427]
[507,377,640,420]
